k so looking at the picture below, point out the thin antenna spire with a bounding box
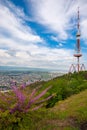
[77,7,80,30]
[76,7,81,53]
[69,7,85,73]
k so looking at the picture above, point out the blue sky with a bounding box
[0,0,87,72]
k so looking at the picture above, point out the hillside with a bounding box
[51,89,87,130]
[30,71,87,108]
[24,89,87,130]
[0,71,87,130]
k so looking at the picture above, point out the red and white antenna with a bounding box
[69,7,85,73]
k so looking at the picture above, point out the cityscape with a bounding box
[0,67,63,91]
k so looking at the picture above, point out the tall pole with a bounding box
[77,57,79,72]
[69,7,85,73]
[77,7,80,72]
[75,7,82,72]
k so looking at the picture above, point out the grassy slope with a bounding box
[17,89,87,130]
[0,71,87,130]
[22,71,87,130]
[51,89,87,129]
[30,71,87,108]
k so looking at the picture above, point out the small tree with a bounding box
[0,84,53,114]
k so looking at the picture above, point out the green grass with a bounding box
[0,71,87,130]
[0,89,87,130]
[50,89,87,129]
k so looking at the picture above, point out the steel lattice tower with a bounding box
[69,7,85,73]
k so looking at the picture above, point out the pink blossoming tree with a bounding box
[0,83,53,114]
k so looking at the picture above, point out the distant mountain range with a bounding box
[0,66,48,72]
[0,66,67,73]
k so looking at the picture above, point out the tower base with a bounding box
[69,64,85,73]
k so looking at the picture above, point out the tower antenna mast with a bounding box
[69,7,85,73]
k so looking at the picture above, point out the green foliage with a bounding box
[44,71,87,107]
[0,71,87,129]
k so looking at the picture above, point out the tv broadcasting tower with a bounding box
[69,7,85,73]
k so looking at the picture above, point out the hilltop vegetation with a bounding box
[30,71,87,108]
[0,71,87,130]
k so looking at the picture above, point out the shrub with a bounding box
[0,84,53,114]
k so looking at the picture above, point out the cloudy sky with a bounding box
[0,0,87,72]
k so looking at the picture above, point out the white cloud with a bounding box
[0,0,87,71]
[0,43,74,71]
[0,1,43,43]
[51,36,58,42]
[81,19,87,41]
[27,0,78,40]
[27,0,87,42]
[0,49,10,58]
